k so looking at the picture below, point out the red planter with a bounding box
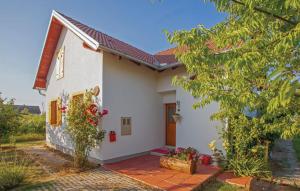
[201,155,212,165]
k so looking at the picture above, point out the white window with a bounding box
[121,117,132,136]
[56,47,64,80]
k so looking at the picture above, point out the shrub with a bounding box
[66,90,106,168]
[18,114,45,134]
[0,164,26,190]
[0,94,19,142]
[0,152,27,190]
[228,156,271,178]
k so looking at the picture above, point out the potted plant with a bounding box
[172,101,182,122]
[172,113,181,122]
[160,147,199,174]
[208,140,225,167]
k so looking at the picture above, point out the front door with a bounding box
[166,103,176,146]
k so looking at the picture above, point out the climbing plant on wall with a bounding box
[66,90,107,168]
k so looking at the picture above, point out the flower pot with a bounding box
[160,156,197,174]
[201,155,212,165]
[172,113,181,122]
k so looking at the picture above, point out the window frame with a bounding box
[71,91,85,102]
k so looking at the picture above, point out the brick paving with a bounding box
[216,171,252,188]
[18,145,158,191]
[104,155,221,191]
[19,167,159,191]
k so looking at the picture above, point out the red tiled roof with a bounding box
[33,11,179,89]
[58,12,159,65]
[154,47,177,64]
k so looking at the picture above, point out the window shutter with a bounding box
[59,50,64,78]
[57,97,62,126]
[55,58,60,79]
[48,102,51,124]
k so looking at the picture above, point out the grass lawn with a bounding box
[0,140,47,190]
[202,181,245,191]
[1,133,45,144]
[1,140,45,148]
[292,136,300,162]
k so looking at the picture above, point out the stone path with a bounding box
[22,145,73,174]
[271,139,300,186]
[17,145,158,191]
[18,168,158,191]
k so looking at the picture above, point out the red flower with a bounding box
[100,109,109,116]
[87,118,98,127]
[87,104,98,116]
[61,106,67,113]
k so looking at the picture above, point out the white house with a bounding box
[33,10,222,163]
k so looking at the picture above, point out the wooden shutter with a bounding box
[57,97,62,126]
[50,100,57,125]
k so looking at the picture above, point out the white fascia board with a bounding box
[158,62,182,70]
[52,10,99,50]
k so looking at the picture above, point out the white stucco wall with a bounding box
[45,27,222,161]
[100,53,165,160]
[157,68,222,155]
[45,27,104,159]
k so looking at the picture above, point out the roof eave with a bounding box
[97,45,161,70]
[33,10,101,90]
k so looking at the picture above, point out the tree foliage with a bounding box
[0,93,19,141]
[167,0,300,176]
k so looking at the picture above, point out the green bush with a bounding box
[228,156,271,178]
[0,94,19,141]
[0,153,27,190]
[18,114,45,134]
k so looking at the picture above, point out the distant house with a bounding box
[33,10,222,164]
[14,105,41,115]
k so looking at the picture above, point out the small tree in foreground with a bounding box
[66,90,106,168]
[0,93,19,143]
[167,0,300,176]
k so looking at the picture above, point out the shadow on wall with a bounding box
[46,122,73,150]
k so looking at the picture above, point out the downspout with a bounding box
[38,89,46,96]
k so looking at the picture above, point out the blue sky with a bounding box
[0,0,225,108]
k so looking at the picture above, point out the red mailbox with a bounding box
[109,131,116,142]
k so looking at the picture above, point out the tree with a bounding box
[167,0,300,176]
[0,93,19,142]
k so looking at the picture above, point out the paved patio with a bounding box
[104,155,221,191]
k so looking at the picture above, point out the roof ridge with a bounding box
[56,11,159,64]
